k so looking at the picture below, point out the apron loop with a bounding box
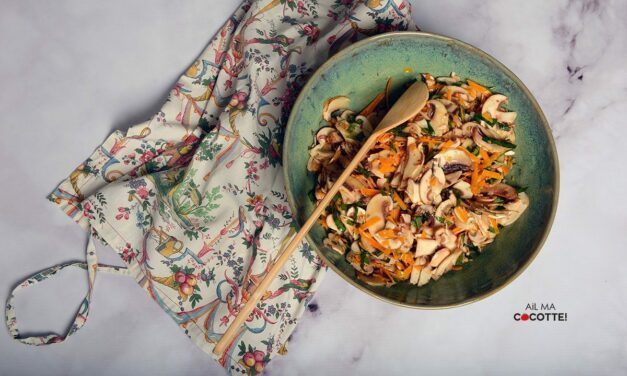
[5,233,129,345]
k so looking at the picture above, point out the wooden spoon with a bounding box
[213,80,429,356]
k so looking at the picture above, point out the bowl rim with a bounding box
[283,31,560,309]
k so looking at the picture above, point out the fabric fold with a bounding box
[28,0,415,373]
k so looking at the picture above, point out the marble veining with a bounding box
[1,0,626,375]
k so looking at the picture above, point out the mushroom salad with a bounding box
[307,73,529,287]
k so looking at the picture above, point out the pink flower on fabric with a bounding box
[136,186,149,200]
[139,151,155,163]
[303,24,320,42]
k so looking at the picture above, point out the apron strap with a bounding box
[5,233,129,345]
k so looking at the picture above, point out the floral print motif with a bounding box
[42,0,414,374]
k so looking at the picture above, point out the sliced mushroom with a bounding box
[434,195,457,220]
[426,100,449,136]
[402,137,425,182]
[406,179,421,204]
[430,248,451,267]
[323,233,347,255]
[417,265,433,286]
[496,192,529,226]
[434,148,472,174]
[315,126,344,145]
[415,238,439,257]
[477,120,515,143]
[479,183,518,202]
[452,180,473,199]
[433,250,462,279]
[338,185,359,204]
[326,214,340,233]
[482,94,517,124]
[441,86,470,102]
[435,228,457,250]
[365,194,392,234]
[419,164,446,205]
[472,127,512,154]
[347,246,374,275]
[322,96,350,122]
[354,115,373,137]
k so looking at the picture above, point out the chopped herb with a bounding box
[466,145,480,156]
[467,243,480,259]
[373,250,383,257]
[495,205,506,211]
[355,118,364,125]
[412,216,423,228]
[473,113,497,126]
[435,216,453,226]
[488,226,496,234]
[360,252,370,269]
[389,127,408,137]
[425,120,435,136]
[346,219,355,226]
[483,135,516,149]
[493,197,505,204]
[355,165,371,177]
[332,212,346,232]
[497,123,511,131]
[454,253,464,266]
[340,203,349,211]
[390,142,398,152]
[348,123,358,133]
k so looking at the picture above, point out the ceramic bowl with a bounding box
[283,32,559,308]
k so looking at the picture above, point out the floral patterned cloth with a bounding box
[6,0,415,374]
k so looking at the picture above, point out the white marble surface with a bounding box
[1,0,626,375]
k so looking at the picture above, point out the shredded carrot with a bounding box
[452,227,465,235]
[361,216,381,229]
[482,112,494,122]
[388,207,400,222]
[479,148,490,164]
[360,92,385,116]
[470,166,482,195]
[490,218,500,235]
[379,159,396,173]
[446,88,453,101]
[440,140,455,150]
[401,252,413,265]
[420,230,429,239]
[458,147,480,165]
[360,188,380,197]
[360,230,390,255]
[392,192,407,210]
[467,79,491,96]
[377,229,396,238]
[481,170,502,180]
[454,207,469,223]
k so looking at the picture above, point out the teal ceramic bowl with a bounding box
[283,32,559,308]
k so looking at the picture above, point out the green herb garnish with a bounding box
[425,120,435,136]
[483,135,516,149]
[332,211,346,232]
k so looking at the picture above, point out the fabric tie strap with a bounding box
[5,233,129,346]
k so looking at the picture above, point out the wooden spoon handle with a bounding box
[213,134,379,356]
